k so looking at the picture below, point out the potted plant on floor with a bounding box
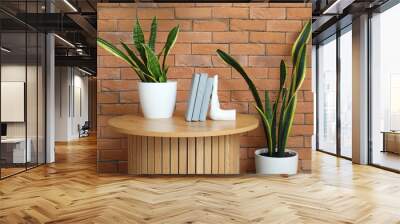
[216,21,311,175]
[97,17,180,119]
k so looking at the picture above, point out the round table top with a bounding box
[108,114,259,138]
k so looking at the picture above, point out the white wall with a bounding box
[55,67,89,141]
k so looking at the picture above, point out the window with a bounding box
[317,36,337,155]
[370,3,400,171]
[339,28,352,158]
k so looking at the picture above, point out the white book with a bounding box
[185,73,201,121]
[191,73,208,121]
[199,77,214,121]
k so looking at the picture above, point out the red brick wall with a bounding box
[97,3,313,173]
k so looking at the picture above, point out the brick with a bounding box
[212,55,248,67]
[175,8,212,19]
[193,20,229,31]
[220,102,249,113]
[168,67,195,79]
[98,8,136,19]
[176,90,190,102]
[98,32,131,44]
[269,3,307,8]
[305,114,314,125]
[101,80,137,91]
[249,56,284,68]
[175,79,193,90]
[158,3,195,7]
[213,32,248,43]
[97,115,113,127]
[232,67,268,79]
[212,7,249,19]
[294,114,305,125]
[192,44,228,55]
[99,56,130,68]
[249,32,286,44]
[230,19,266,31]
[98,92,119,104]
[196,3,233,7]
[286,136,304,148]
[137,8,174,19]
[250,8,286,19]
[100,104,138,115]
[287,8,311,19]
[267,20,302,32]
[178,32,212,43]
[266,44,291,56]
[304,91,313,102]
[290,125,313,136]
[175,55,212,67]
[240,136,265,148]
[296,102,314,113]
[231,91,255,102]
[100,126,125,138]
[120,91,139,103]
[163,43,191,55]
[98,20,117,32]
[219,79,249,91]
[194,67,232,79]
[97,68,120,80]
[121,68,140,80]
[240,148,249,159]
[118,20,192,32]
[230,44,265,56]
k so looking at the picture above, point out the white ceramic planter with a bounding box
[255,148,298,175]
[138,81,177,119]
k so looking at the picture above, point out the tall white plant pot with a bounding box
[138,81,177,119]
[255,148,298,175]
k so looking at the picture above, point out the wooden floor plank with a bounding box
[1,135,400,224]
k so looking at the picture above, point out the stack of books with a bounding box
[185,73,214,122]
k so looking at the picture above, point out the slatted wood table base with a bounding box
[109,114,258,175]
[127,134,240,175]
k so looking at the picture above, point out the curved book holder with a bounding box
[209,75,236,121]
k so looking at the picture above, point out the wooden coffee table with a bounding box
[108,114,258,175]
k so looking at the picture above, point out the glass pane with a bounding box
[38,32,45,165]
[340,29,352,158]
[371,4,400,171]
[1,30,27,177]
[318,37,337,154]
[27,30,38,169]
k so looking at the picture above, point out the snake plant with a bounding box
[97,17,179,82]
[217,21,311,157]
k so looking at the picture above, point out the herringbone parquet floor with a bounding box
[1,135,400,224]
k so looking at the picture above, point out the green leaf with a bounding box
[133,19,147,64]
[280,60,287,89]
[120,42,148,81]
[279,96,297,156]
[294,44,307,93]
[163,25,180,69]
[271,102,278,152]
[255,106,273,156]
[291,21,311,66]
[264,90,273,123]
[97,38,136,68]
[217,49,263,111]
[142,44,163,82]
[277,88,288,151]
[148,17,157,52]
